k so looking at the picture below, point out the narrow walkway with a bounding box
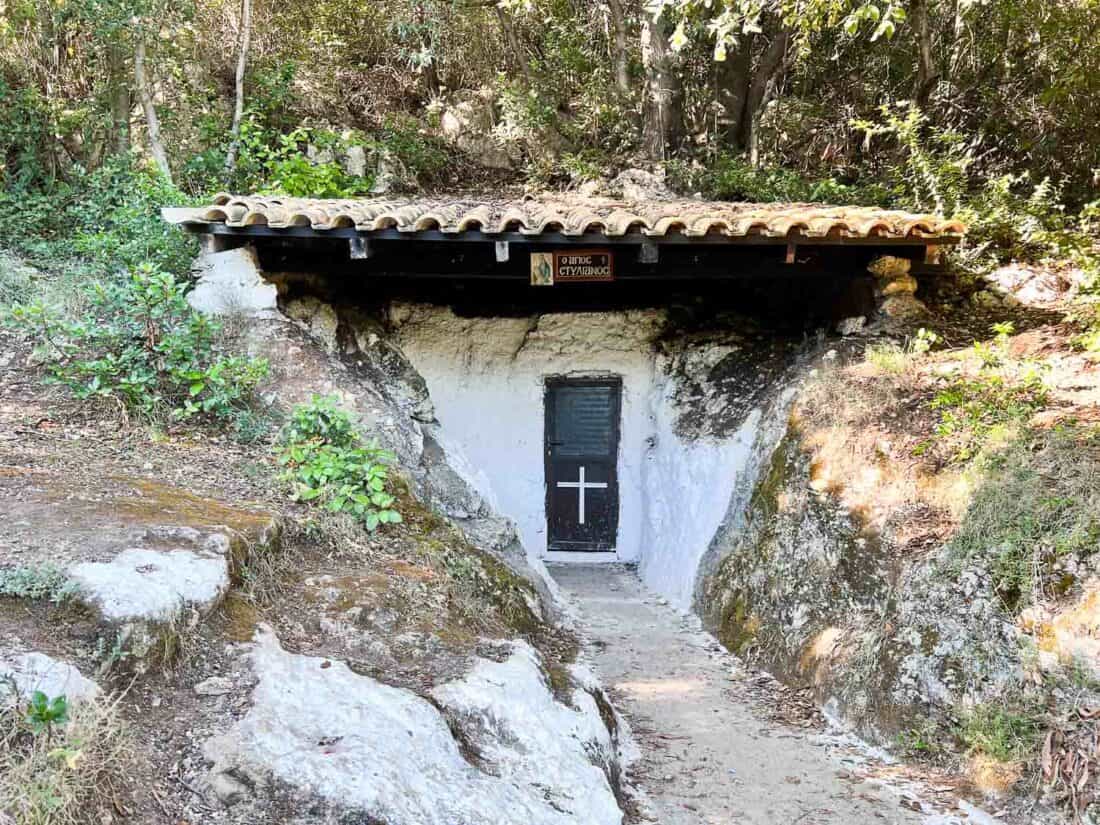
[550,565,975,825]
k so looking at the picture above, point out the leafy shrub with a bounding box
[232,123,374,198]
[0,79,53,189]
[4,264,268,424]
[278,396,402,530]
[853,102,971,216]
[0,159,198,280]
[671,153,894,206]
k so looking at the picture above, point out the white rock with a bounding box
[431,640,621,825]
[195,676,234,696]
[0,652,100,707]
[69,547,229,623]
[188,246,278,317]
[209,627,622,825]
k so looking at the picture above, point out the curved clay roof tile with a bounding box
[647,217,688,236]
[199,207,229,222]
[413,212,447,231]
[453,206,493,233]
[685,217,731,237]
[604,211,650,235]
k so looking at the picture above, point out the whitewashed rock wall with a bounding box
[391,303,777,608]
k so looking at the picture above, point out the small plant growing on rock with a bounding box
[278,395,402,530]
[0,564,77,603]
[959,702,1042,763]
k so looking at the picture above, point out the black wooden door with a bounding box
[545,378,621,552]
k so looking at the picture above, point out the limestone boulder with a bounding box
[0,470,280,667]
[0,651,100,707]
[204,626,622,824]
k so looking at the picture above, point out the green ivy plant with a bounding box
[277,396,402,531]
[4,263,269,425]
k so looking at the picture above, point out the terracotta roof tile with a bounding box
[167,193,966,241]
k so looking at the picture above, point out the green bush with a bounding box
[277,395,402,530]
[231,123,374,198]
[949,427,1100,611]
[0,159,198,280]
[671,153,895,206]
[0,79,54,189]
[4,264,268,424]
[959,702,1042,762]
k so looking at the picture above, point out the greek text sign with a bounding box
[530,250,614,285]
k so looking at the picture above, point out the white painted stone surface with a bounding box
[639,381,761,608]
[208,627,622,825]
[393,306,663,566]
[392,303,771,609]
[69,547,229,623]
[0,652,100,706]
[188,246,278,316]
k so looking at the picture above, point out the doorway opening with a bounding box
[544,377,622,552]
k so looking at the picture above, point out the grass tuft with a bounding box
[0,693,131,824]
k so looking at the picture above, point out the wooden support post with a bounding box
[785,241,797,264]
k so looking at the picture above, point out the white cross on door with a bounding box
[555,465,608,525]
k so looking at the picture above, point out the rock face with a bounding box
[698,422,1022,740]
[205,627,624,825]
[438,88,521,171]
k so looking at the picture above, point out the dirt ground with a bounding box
[551,564,1003,825]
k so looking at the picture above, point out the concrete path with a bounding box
[550,564,983,825]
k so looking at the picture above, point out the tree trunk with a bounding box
[640,11,684,160]
[224,0,252,174]
[715,35,754,151]
[108,43,131,157]
[607,0,631,95]
[494,6,532,87]
[134,36,172,182]
[739,28,790,163]
[910,0,937,109]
